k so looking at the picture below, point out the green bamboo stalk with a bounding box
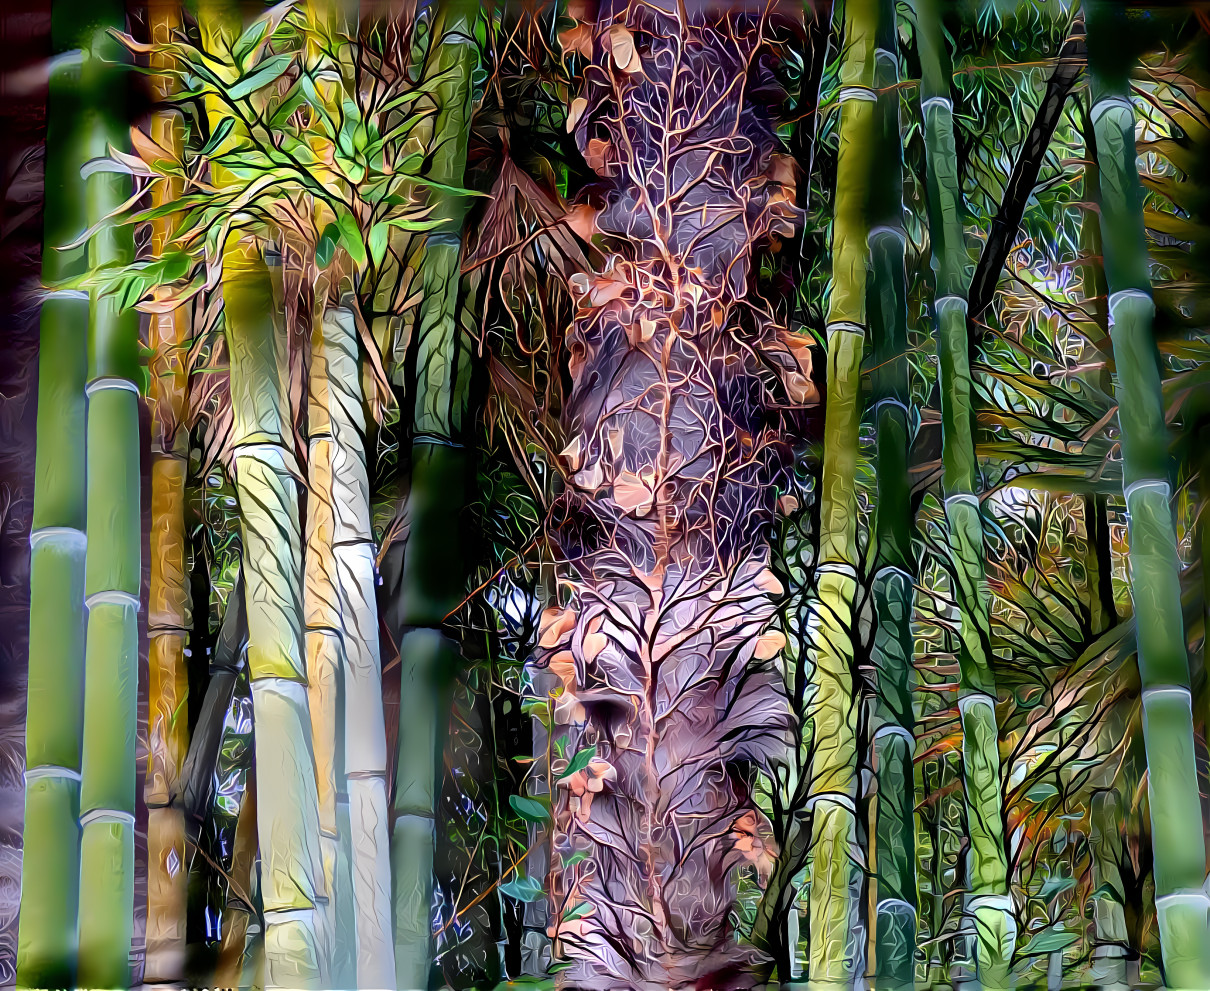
[197,6,326,985]
[75,13,142,986]
[1086,4,1210,985]
[15,0,104,982]
[867,0,916,983]
[805,0,877,983]
[911,0,1015,983]
[391,2,477,985]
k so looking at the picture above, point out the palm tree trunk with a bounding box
[307,300,395,988]
[197,6,326,985]
[15,0,101,982]
[391,2,477,985]
[543,4,793,986]
[806,0,877,983]
[143,2,192,980]
[911,0,1015,983]
[868,0,916,983]
[1087,4,1210,985]
[75,14,142,987]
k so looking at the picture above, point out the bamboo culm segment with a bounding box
[867,0,917,976]
[77,11,142,983]
[1086,3,1210,981]
[307,303,395,989]
[194,2,326,982]
[16,0,113,982]
[392,2,478,985]
[913,0,1015,981]
[143,0,191,979]
[802,0,877,982]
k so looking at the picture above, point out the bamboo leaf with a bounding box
[509,795,550,823]
[229,52,295,101]
[497,874,546,902]
[559,745,596,780]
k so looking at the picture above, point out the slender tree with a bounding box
[390,0,478,984]
[197,4,326,984]
[1087,3,1210,985]
[143,1,193,980]
[911,0,1015,982]
[868,0,917,982]
[15,0,104,982]
[75,10,142,985]
[804,0,877,982]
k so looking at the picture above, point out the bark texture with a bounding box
[540,3,800,986]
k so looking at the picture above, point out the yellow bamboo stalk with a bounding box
[143,2,192,981]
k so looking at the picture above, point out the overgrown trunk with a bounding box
[868,0,917,982]
[76,12,142,986]
[391,0,478,984]
[1087,3,1210,985]
[144,1,193,980]
[540,3,796,986]
[912,0,1015,983]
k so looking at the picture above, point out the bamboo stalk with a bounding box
[910,0,1016,982]
[1087,4,1210,984]
[868,0,917,982]
[307,300,394,988]
[803,0,877,983]
[391,2,477,986]
[15,0,103,981]
[143,2,193,980]
[196,6,326,985]
[75,10,143,985]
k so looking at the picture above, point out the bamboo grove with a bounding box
[6,0,1210,987]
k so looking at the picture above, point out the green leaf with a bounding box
[229,52,295,101]
[559,745,596,781]
[1026,783,1058,803]
[336,210,366,268]
[202,117,237,157]
[497,874,546,903]
[564,901,592,921]
[509,795,549,823]
[1037,874,1076,903]
[369,223,389,267]
[563,850,590,867]
[1020,926,1078,957]
[232,19,270,69]
[316,223,338,269]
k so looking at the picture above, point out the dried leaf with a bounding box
[607,24,640,73]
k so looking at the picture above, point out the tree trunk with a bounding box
[868,0,917,983]
[76,12,142,986]
[1087,4,1210,985]
[15,0,100,981]
[391,0,478,985]
[541,3,795,986]
[143,2,193,980]
[911,0,1015,983]
[197,7,326,985]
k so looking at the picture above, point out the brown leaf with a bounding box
[567,97,589,132]
[564,203,598,242]
[607,24,641,73]
[559,21,594,58]
[584,137,612,174]
[753,630,786,659]
[613,469,654,517]
[540,607,578,649]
